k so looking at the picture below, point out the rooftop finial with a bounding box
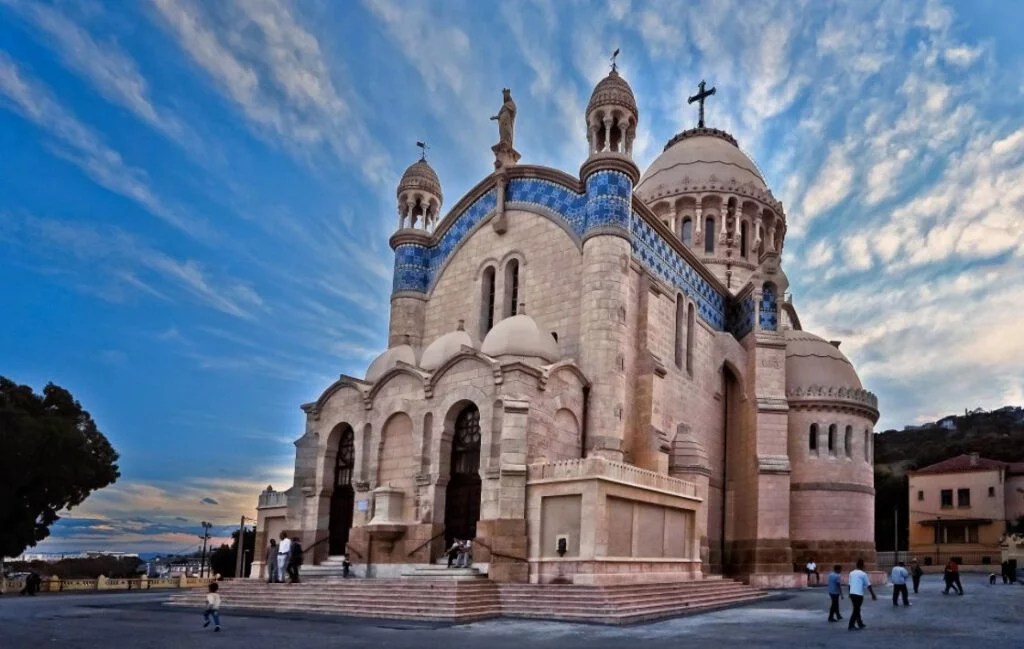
[415,140,428,161]
[687,80,717,128]
[610,48,620,73]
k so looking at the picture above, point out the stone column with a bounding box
[694,204,704,239]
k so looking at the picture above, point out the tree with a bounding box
[209,527,256,578]
[0,377,120,558]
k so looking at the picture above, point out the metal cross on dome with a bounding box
[687,80,716,128]
[416,140,429,160]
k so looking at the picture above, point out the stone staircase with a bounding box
[166,576,766,625]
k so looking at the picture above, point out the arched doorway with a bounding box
[328,425,355,556]
[444,404,482,548]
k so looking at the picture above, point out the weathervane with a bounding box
[610,48,620,72]
[687,80,716,128]
[416,140,429,161]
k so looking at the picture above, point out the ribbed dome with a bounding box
[365,344,418,383]
[481,315,559,363]
[635,128,767,202]
[397,159,442,201]
[784,329,862,392]
[420,326,477,371]
[587,69,637,115]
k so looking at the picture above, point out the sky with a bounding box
[1,0,1023,554]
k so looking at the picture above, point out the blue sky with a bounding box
[2,0,1022,553]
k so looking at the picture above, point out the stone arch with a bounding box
[313,378,367,415]
[480,263,497,338]
[827,423,837,455]
[377,412,417,520]
[502,256,522,318]
[366,367,426,406]
[554,407,581,460]
[809,423,819,455]
[428,353,496,393]
[441,399,484,546]
[844,425,853,458]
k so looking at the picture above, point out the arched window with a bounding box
[844,425,853,457]
[740,221,748,258]
[681,218,693,245]
[503,259,520,317]
[481,266,496,338]
[452,404,482,476]
[335,427,355,487]
[686,303,695,374]
[674,296,684,368]
[809,424,818,454]
[828,424,837,455]
[758,225,765,256]
[864,429,871,463]
[704,216,715,253]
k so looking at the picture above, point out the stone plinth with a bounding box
[369,486,404,524]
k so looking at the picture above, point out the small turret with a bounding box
[585,53,639,160]
[396,147,442,232]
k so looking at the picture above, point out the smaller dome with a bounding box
[586,69,637,116]
[481,315,559,363]
[397,159,442,201]
[785,329,862,392]
[420,324,477,371]
[365,344,418,383]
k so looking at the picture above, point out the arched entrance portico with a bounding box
[444,403,482,548]
[329,425,355,556]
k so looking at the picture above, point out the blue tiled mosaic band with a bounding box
[391,167,751,338]
[631,212,727,330]
[759,284,778,331]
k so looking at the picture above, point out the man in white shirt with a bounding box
[806,559,820,585]
[890,561,911,607]
[276,532,291,583]
[848,558,877,631]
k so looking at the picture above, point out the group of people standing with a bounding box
[265,531,304,583]
[824,559,877,631]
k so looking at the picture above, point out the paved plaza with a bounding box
[1,575,1020,648]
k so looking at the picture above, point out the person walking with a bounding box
[276,532,291,584]
[910,558,923,594]
[202,582,222,632]
[950,558,964,595]
[287,536,303,583]
[265,538,279,583]
[891,561,911,606]
[848,558,877,631]
[827,564,844,622]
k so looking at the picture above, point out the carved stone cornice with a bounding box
[757,454,791,475]
[787,385,880,422]
[791,482,874,496]
[388,228,433,250]
[579,152,641,184]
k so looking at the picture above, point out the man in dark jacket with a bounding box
[287,537,303,583]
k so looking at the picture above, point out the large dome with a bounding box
[635,128,767,202]
[481,314,559,363]
[784,329,862,391]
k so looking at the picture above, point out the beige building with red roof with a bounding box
[908,453,1024,564]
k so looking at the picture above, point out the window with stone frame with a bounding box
[685,303,695,375]
[940,489,953,508]
[452,405,482,475]
[681,217,693,246]
[503,259,520,318]
[480,266,496,338]
[827,424,837,455]
[989,486,996,497]
[809,424,819,454]
[957,488,970,508]
[674,295,684,369]
[740,220,748,258]
[917,490,924,501]
[704,216,715,253]
[844,425,853,457]
[335,427,355,487]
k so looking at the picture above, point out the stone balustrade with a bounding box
[527,457,699,499]
[0,574,214,595]
[258,489,289,509]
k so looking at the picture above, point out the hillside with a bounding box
[873,406,1024,551]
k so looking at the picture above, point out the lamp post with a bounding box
[234,516,255,579]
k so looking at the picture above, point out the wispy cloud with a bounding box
[149,0,392,186]
[0,53,207,238]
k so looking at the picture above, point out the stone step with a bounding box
[166,578,765,625]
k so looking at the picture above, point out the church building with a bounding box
[253,65,880,588]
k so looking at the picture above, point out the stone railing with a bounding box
[0,574,214,595]
[258,489,289,509]
[527,457,699,499]
[786,385,879,409]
